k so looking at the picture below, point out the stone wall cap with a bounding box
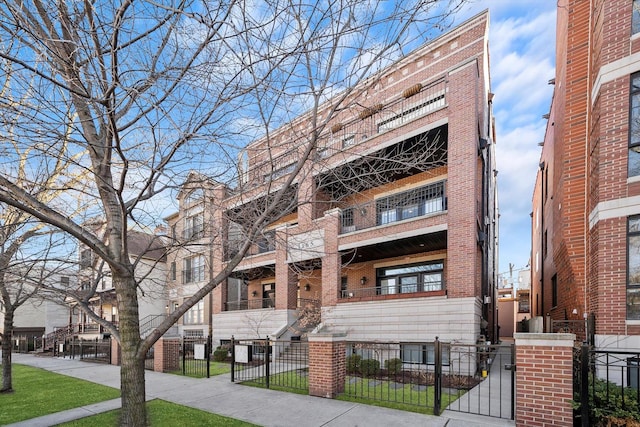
[308,332,347,342]
[514,332,575,346]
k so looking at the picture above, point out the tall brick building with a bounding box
[532,0,640,348]
[166,11,498,347]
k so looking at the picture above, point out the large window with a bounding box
[184,300,204,324]
[629,73,640,176]
[376,181,445,225]
[628,217,640,319]
[183,255,205,284]
[401,343,449,366]
[184,213,204,239]
[377,261,444,295]
[634,0,640,35]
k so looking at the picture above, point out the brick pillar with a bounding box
[308,333,346,398]
[154,337,180,373]
[275,226,298,310]
[514,333,575,427]
[110,338,120,366]
[321,209,340,307]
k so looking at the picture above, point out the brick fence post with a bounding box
[308,333,346,398]
[153,338,165,373]
[110,338,120,366]
[514,333,575,427]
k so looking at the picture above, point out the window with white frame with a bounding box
[183,255,205,284]
[184,300,205,324]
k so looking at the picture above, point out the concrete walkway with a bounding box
[7,354,514,427]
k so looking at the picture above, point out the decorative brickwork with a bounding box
[514,333,575,427]
[308,334,346,398]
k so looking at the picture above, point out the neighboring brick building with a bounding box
[532,0,640,349]
[167,11,497,347]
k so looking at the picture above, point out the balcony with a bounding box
[225,230,276,260]
[340,180,446,234]
[225,297,276,311]
[318,78,447,158]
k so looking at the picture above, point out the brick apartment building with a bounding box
[166,11,498,348]
[532,0,640,349]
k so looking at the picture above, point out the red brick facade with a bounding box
[308,334,346,398]
[532,0,640,341]
[514,333,575,427]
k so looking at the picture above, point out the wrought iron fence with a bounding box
[55,338,112,364]
[342,339,513,418]
[575,343,640,426]
[231,337,309,392]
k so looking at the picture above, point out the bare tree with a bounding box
[0,0,465,424]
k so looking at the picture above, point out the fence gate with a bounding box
[441,341,515,420]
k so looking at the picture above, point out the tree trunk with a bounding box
[1,308,14,393]
[114,274,146,426]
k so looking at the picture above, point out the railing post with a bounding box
[182,336,186,376]
[230,335,235,383]
[434,337,442,416]
[206,335,211,379]
[265,336,270,389]
[581,343,590,427]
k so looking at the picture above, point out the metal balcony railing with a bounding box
[225,297,276,311]
[340,180,446,234]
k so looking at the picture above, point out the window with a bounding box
[627,217,640,319]
[543,230,548,259]
[342,134,355,148]
[170,262,176,281]
[184,300,204,324]
[634,0,640,35]
[377,261,444,295]
[257,230,276,253]
[518,292,530,313]
[185,188,204,205]
[401,343,449,365]
[342,208,355,232]
[629,73,640,176]
[376,181,445,225]
[80,249,92,269]
[60,276,70,287]
[184,213,204,239]
[183,255,205,284]
[551,274,558,308]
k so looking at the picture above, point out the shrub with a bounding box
[384,358,403,375]
[574,375,640,426]
[360,359,381,377]
[213,347,228,362]
[346,354,362,374]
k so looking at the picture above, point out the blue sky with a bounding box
[457,1,557,275]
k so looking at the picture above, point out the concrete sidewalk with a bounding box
[7,354,514,427]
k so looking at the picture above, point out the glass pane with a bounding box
[629,148,640,177]
[380,278,396,294]
[401,344,423,363]
[401,204,419,219]
[424,197,443,214]
[630,217,640,234]
[635,2,640,35]
[380,209,397,224]
[423,273,443,292]
[628,288,640,320]
[399,276,418,293]
[629,235,640,287]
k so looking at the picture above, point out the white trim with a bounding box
[589,195,640,229]
[592,52,640,104]
[339,223,447,251]
[626,319,640,326]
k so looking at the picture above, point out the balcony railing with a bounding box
[340,180,446,234]
[224,230,276,261]
[340,284,444,299]
[225,297,276,311]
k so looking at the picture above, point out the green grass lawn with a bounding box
[240,369,463,415]
[167,360,233,378]
[60,399,258,426]
[0,363,120,425]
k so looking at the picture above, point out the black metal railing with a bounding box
[339,284,444,300]
[575,344,640,426]
[339,180,447,234]
[342,340,513,419]
[231,337,309,392]
[225,297,276,311]
[55,338,112,364]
